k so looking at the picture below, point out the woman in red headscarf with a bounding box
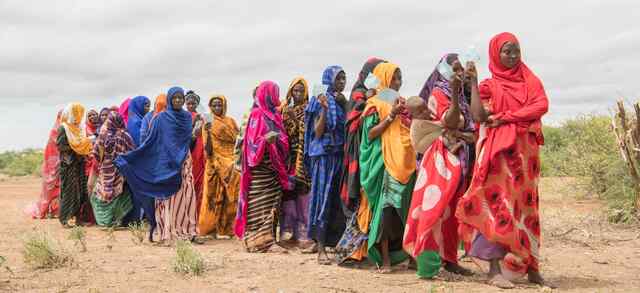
[456,32,552,288]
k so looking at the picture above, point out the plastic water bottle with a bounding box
[459,46,481,69]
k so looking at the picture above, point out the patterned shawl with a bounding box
[281,77,311,197]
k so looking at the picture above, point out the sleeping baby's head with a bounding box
[406,96,431,120]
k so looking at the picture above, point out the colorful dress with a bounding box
[198,95,240,237]
[235,81,291,252]
[359,62,417,267]
[335,57,386,264]
[403,54,476,278]
[305,66,347,247]
[115,87,196,242]
[279,77,311,241]
[90,112,135,227]
[27,110,62,219]
[57,103,94,226]
[456,32,549,277]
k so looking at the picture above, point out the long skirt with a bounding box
[59,155,92,225]
[198,162,240,237]
[335,190,371,264]
[307,153,346,247]
[242,158,283,252]
[279,193,310,241]
[154,155,198,242]
[90,187,133,227]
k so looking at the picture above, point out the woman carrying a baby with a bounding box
[402,53,476,279]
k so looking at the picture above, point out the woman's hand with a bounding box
[205,122,212,132]
[265,131,278,144]
[486,115,504,128]
[390,98,405,118]
[318,94,329,109]
[465,61,478,84]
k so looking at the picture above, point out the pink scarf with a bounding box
[234,81,291,238]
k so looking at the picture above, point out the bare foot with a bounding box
[302,242,318,254]
[407,259,417,270]
[444,261,474,276]
[377,265,393,274]
[317,252,332,265]
[528,270,557,289]
[488,274,515,289]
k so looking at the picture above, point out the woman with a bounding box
[98,108,111,128]
[126,96,151,146]
[86,109,100,137]
[27,110,63,219]
[115,87,198,243]
[140,94,167,144]
[90,112,135,226]
[403,54,476,279]
[456,32,552,288]
[198,95,240,238]
[360,62,416,273]
[118,98,131,125]
[335,58,385,264]
[279,77,312,247]
[186,91,206,221]
[235,81,291,252]
[304,66,347,264]
[57,103,94,227]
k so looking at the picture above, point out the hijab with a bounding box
[127,96,150,146]
[114,87,193,199]
[61,103,93,155]
[235,80,290,238]
[86,109,99,136]
[351,57,386,101]
[118,98,131,125]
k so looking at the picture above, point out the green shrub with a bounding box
[172,240,205,276]
[0,149,43,177]
[22,231,72,269]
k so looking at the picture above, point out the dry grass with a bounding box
[172,240,205,276]
[128,221,147,245]
[68,226,87,252]
[22,230,73,269]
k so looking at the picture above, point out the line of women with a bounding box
[30,32,553,288]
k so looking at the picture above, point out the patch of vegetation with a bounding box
[105,227,116,251]
[22,231,73,269]
[541,115,638,222]
[0,149,43,177]
[68,226,87,252]
[128,221,148,245]
[172,240,205,276]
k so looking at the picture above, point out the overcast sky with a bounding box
[1,0,638,151]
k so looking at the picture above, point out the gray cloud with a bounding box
[1,0,638,150]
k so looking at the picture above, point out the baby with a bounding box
[405,96,467,155]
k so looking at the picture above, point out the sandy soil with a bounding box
[0,177,639,293]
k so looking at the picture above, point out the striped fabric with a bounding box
[57,126,92,226]
[242,157,283,252]
[90,187,133,227]
[155,154,198,242]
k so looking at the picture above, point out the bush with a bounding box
[172,240,205,276]
[0,149,43,177]
[22,231,73,269]
[540,115,637,222]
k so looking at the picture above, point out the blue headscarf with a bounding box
[126,96,150,146]
[304,65,346,157]
[115,86,193,199]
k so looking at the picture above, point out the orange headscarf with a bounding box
[61,103,93,155]
[153,94,167,117]
[204,95,239,160]
[363,62,416,184]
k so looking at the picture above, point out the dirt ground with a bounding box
[0,177,639,293]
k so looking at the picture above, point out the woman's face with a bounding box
[87,111,99,125]
[185,98,198,112]
[99,111,109,123]
[500,41,521,69]
[334,71,346,93]
[143,101,151,114]
[390,68,403,91]
[451,59,464,78]
[210,98,224,116]
[291,82,305,105]
[171,93,185,110]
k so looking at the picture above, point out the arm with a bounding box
[204,123,213,158]
[367,114,394,140]
[444,75,462,129]
[314,108,327,139]
[466,63,489,123]
[494,89,548,123]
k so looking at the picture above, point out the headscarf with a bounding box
[153,94,167,117]
[140,94,167,144]
[281,77,309,109]
[362,63,416,183]
[419,54,459,101]
[98,108,111,129]
[86,109,99,136]
[92,112,135,202]
[60,103,93,155]
[235,80,290,238]
[207,95,239,151]
[474,32,548,183]
[280,78,311,195]
[114,86,193,199]
[126,96,150,146]
[351,57,386,101]
[304,66,346,157]
[118,98,131,125]
[420,53,474,132]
